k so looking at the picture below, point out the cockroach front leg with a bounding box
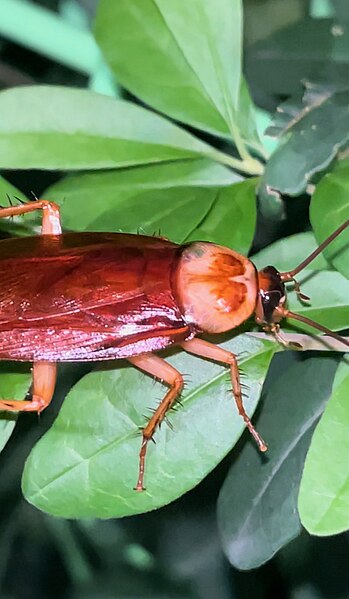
[128,354,184,491]
[0,362,57,413]
[181,338,267,452]
[0,199,61,235]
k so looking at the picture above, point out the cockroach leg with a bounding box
[128,354,184,491]
[0,362,57,413]
[0,199,61,235]
[181,338,267,452]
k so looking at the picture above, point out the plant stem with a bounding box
[215,150,264,176]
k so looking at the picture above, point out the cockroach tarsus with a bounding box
[0,199,347,492]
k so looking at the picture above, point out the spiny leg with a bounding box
[181,338,267,452]
[128,354,184,491]
[0,199,61,235]
[0,362,57,413]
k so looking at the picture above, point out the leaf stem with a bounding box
[215,150,264,176]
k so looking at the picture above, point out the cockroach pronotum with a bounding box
[0,199,347,490]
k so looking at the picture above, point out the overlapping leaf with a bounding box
[217,353,340,570]
[46,169,256,254]
[298,359,349,535]
[261,87,349,196]
[310,158,349,279]
[95,0,252,146]
[0,86,227,170]
[22,337,275,518]
[0,364,31,453]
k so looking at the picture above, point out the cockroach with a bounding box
[0,200,347,491]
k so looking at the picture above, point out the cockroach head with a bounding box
[255,266,286,326]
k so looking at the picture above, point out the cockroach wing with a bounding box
[0,233,192,361]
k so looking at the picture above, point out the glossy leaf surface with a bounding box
[0,364,31,453]
[95,0,242,138]
[22,336,275,518]
[0,86,225,170]
[298,359,349,535]
[217,353,340,570]
[252,231,331,273]
[310,158,349,279]
[45,160,241,239]
[184,179,257,254]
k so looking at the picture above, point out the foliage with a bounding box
[0,0,348,596]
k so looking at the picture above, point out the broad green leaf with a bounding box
[95,0,243,139]
[261,88,349,196]
[89,187,217,243]
[252,231,331,272]
[0,176,29,235]
[310,159,349,279]
[185,178,257,254]
[246,14,349,111]
[298,359,349,535]
[0,86,227,170]
[0,364,31,453]
[217,353,340,570]
[44,159,241,235]
[0,175,26,203]
[284,270,349,334]
[22,336,275,518]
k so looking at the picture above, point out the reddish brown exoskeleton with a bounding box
[0,200,347,491]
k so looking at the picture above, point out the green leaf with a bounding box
[44,159,241,238]
[185,178,257,254]
[298,359,349,535]
[252,231,331,272]
[0,176,31,236]
[0,175,26,203]
[284,270,349,334]
[217,353,340,570]
[310,158,349,279]
[95,0,243,139]
[0,364,31,453]
[261,88,349,196]
[89,187,217,243]
[246,18,337,98]
[0,86,227,170]
[22,336,275,518]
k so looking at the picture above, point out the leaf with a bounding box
[44,159,241,237]
[0,86,226,170]
[217,353,340,570]
[261,87,349,196]
[298,359,349,535]
[310,158,349,279]
[185,178,257,254]
[89,187,217,243]
[0,176,30,235]
[22,336,275,518]
[246,17,349,99]
[0,364,31,453]
[95,0,243,140]
[285,270,349,334]
[252,231,332,273]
